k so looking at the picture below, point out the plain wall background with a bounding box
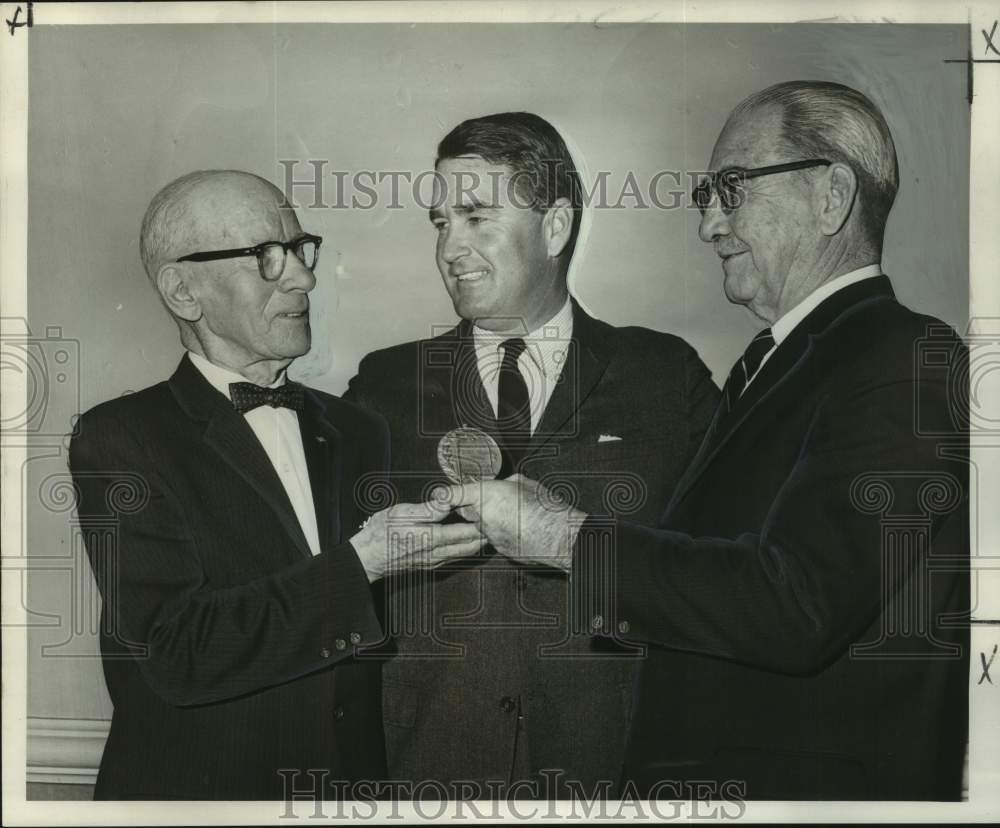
[25,23,968,724]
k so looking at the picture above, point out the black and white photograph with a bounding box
[1,1,998,823]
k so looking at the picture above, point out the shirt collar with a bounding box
[771,263,883,345]
[472,295,574,377]
[187,351,287,401]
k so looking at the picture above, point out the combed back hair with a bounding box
[731,80,899,247]
[436,112,583,266]
[139,170,230,280]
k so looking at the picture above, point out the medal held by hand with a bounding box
[437,427,503,483]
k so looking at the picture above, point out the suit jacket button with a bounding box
[320,647,331,659]
[335,638,347,651]
[349,632,362,644]
[333,705,345,720]
[499,696,516,714]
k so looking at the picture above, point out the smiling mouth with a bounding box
[277,311,308,319]
[455,269,489,282]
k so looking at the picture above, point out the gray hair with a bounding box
[731,80,899,246]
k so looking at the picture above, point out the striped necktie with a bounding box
[723,328,775,412]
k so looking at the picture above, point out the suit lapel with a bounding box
[450,321,498,433]
[426,306,612,466]
[298,391,344,550]
[420,321,498,435]
[529,300,614,456]
[665,276,898,515]
[169,355,313,559]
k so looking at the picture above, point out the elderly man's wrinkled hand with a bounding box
[433,475,586,572]
[349,499,487,583]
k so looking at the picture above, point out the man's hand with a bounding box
[349,499,487,583]
[434,475,587,572]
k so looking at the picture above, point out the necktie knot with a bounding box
[229,381,305,414]
[500,337,527,365]
[743,328,775,377]
[723,328,775,411]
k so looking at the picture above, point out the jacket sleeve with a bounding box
[572,371,967,676]
[69,409,386,707]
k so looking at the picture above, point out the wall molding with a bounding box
[27,716,108,786]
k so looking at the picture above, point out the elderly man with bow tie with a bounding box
[69,169,485,800]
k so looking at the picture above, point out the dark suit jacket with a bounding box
[574,276,969,800]
[345,300,719,796]
[69,354,391,800]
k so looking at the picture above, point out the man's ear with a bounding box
[542,197,574,259]
[818,162,858,237]
[156,264,202,322]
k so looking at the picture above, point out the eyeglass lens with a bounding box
[692,171,745,215]
[259,239,320,280]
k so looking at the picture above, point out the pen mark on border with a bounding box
[5,0,33,36]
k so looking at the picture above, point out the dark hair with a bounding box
[436,111,583,267]
[731,81,899,248]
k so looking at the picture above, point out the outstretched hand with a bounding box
[433,474,587,572]
[349,498,487,583]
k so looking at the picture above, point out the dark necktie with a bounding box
[723,328,775,412]
[497,338,531,476]
[229,381,306,414]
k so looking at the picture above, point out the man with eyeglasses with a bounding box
[440,82,969,800]
[69,169,485,800]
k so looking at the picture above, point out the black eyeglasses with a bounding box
[176,234,323,281]
[692,159,831,215]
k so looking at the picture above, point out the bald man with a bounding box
[69,170,484,800]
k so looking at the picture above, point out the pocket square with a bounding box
[597,433,623,443]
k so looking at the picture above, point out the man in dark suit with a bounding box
[445,83,969,800]
[69,170,484,800]
[345,112,719,797]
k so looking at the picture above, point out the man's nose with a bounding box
[277,249,317,292]
[439,223,470,263]
[698,201,730,244]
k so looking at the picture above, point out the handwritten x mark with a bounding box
[985,21,1000,57]
[979,644,997,685]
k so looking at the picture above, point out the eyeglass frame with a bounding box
[175,233,323,281]
[692,159,832,215]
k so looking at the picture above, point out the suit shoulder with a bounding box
[839,296,963,353]
[828,297,964,387]
[355,326,463,374]
[355,338,426,377]
[69,381,176,469]
[309,388,389,439]
[75,381,174,434]
[601,321,707,368]
[348,327,462,402]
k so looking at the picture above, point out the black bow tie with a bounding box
[229,381,306,414]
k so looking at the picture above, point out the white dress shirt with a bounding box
[188,351,322,557]
[747,263,883,388]
[472,296,574,435]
